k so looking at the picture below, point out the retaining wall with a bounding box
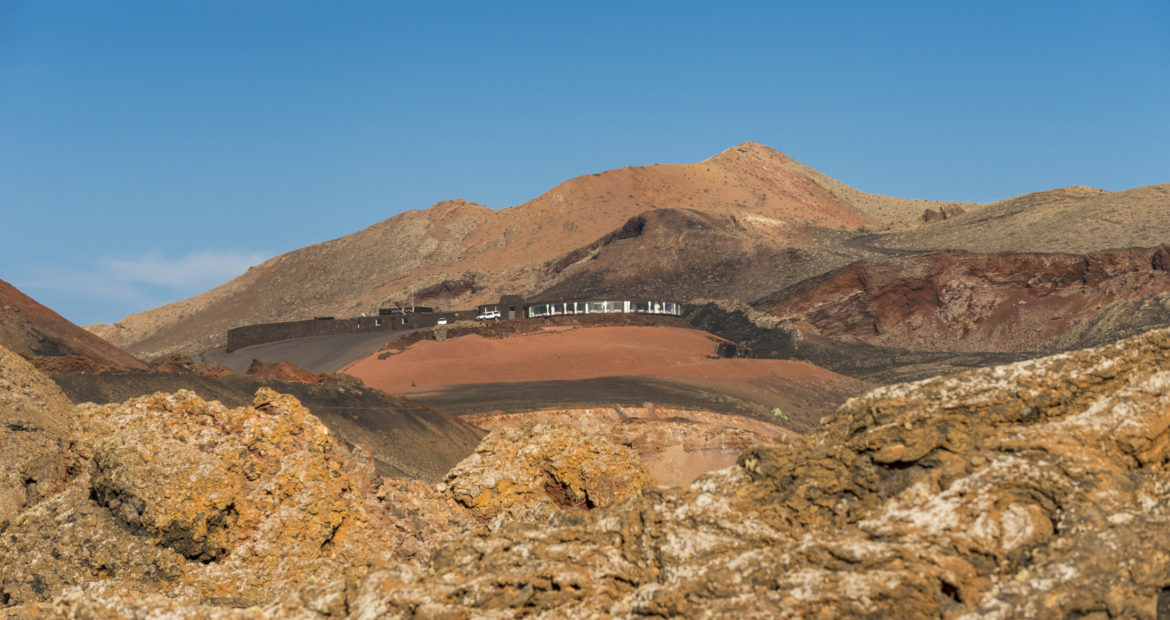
[226,310,474,352]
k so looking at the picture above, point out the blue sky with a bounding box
[2,1,1167,326]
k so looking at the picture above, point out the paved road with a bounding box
[198,329,424,373]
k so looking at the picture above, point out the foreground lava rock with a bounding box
[277,326,1170,618]
[0,370,651,614]
[1,386,387,606]
[444,420,653,529]
[0,346,71,532]
[9,327,1170,616]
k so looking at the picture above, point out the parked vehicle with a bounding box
[437,317,449,325]
[476,310,501,321]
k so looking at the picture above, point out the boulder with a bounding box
[444,420,653,529]
[1,387,385,606]
[0,481,186,606]
[923,204,966,223]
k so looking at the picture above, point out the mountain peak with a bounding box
[708,141,793,164]
[427,198,491,215]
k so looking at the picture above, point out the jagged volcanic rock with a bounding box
[252,326,1170,618]
[0,385,654,615]
[1,387,389,606]
[444,421,653,530]
[11,327,1170,616]
[0,345,71,533]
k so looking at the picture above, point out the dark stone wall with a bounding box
[226,311,474,352]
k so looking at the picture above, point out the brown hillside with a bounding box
[874,183,1170,253]
[89,142,972,358]
[753,246,1170,353]
[0,278,146,373]
[532,208,874,303]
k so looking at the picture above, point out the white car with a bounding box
[436,317,449,325]
[476,310,501,321]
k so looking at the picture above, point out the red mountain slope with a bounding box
[0,279,147,372]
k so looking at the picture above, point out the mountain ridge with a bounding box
[874,182,1170,253]
[89,141,981,358]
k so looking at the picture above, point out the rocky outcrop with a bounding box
[0,481,187,605]
[467,405,788,487]
[1,387,386,606]
[0,388,652,614]
[236,326,1170,618]
[445,421,653,529]
[14,327,1170,616]
[755,246,1170,353]
[0,345,71,532]
[922,204,966,223]
[245,358,320,383]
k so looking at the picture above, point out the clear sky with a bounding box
[2,1,1167,326]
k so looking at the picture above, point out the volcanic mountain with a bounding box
[0,278,146,373]
[87,142,975,358]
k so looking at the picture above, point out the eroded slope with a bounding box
[0,278,146,373]
[754,246,1170,353]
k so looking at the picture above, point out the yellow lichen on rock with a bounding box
[3,386,384,607]
[444,420,653,528]
[0,344,71,531]
[17,328,1170,616]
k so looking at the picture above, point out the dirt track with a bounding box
[843,233,922,256]
[198,329,424,373]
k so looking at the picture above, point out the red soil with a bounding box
[344,325,856,399]
[246,360,321,383]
